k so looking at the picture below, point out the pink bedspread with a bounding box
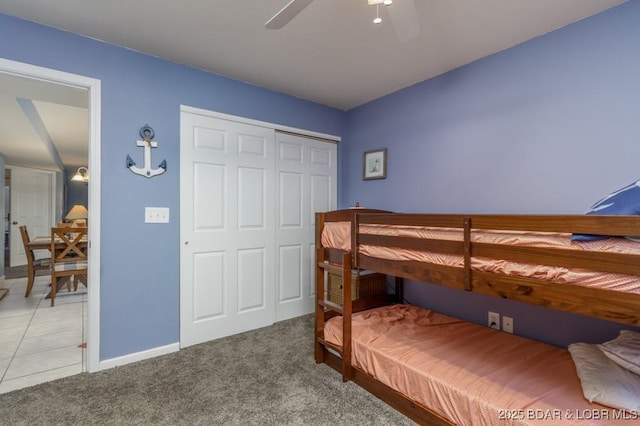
[321,222,640,294]
[324,304,631,425]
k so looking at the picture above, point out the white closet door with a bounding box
[275,132,337,321]
[180,112,275,347]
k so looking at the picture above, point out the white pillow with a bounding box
[598,330,640,376]
[568,342,640,411]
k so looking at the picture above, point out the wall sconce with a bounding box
[71,167,89,183]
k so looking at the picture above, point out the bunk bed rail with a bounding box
[352,213,640,325]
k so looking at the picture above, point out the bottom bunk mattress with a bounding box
[323,304,631,425]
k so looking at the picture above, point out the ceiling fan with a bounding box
[265,0,420,43]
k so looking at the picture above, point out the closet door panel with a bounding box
[276,132,337,321]
[181,112,275,347]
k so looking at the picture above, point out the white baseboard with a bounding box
[99,342,179,371]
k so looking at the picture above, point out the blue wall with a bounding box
[345,2,640,347]
[0,13,347,360]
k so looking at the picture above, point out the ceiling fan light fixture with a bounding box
[373,2,382,24]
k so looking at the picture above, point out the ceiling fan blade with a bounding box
[265,0,315,29]
[387,0,420,43]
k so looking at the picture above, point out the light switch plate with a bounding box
[145,207,170,223]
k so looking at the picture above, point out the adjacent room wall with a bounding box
[344,1,640,347]
[0,13,347,360]
[65,166,88,217]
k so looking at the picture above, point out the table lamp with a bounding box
[66,205,88,227]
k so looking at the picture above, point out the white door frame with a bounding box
[0,58,102,373]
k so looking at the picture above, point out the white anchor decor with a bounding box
[126,124,167,178]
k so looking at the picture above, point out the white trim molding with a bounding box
[99,343,180,371]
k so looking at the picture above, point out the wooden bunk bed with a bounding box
[314,208,640,425]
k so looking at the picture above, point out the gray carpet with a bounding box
[0,314,414,425]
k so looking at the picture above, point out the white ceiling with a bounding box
[0,0,626,169]
[0,72,88,171]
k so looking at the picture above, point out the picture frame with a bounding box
[363,148,387,180]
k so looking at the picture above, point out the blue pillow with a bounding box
[572,179,640,242]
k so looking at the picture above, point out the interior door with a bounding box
[275,132,337,321]
[9,167,54,266]
[180,111,276,348]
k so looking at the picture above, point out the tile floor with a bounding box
[0,274,86,394]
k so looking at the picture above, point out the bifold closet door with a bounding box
[180,112,275,347]
[275,132,337,321]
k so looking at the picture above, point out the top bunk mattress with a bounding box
[324,304,630,425]
[320,221,640,294]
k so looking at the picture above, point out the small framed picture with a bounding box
[363,148,387,180]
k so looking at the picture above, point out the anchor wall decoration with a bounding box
[126,124,167,178]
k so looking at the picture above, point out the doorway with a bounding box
[0,58,101,381]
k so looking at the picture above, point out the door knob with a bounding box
[12,221,17,225]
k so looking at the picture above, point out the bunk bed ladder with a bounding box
[340,253,353,380]
[315,250,353,382]
[314,247,325,364]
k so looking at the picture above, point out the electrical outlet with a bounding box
[488,311,500,329]
[503,316,514,334]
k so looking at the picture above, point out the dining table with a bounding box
[27,235,89,252]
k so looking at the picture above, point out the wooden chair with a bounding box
[50,227,88,307]
[19,225,51,297]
